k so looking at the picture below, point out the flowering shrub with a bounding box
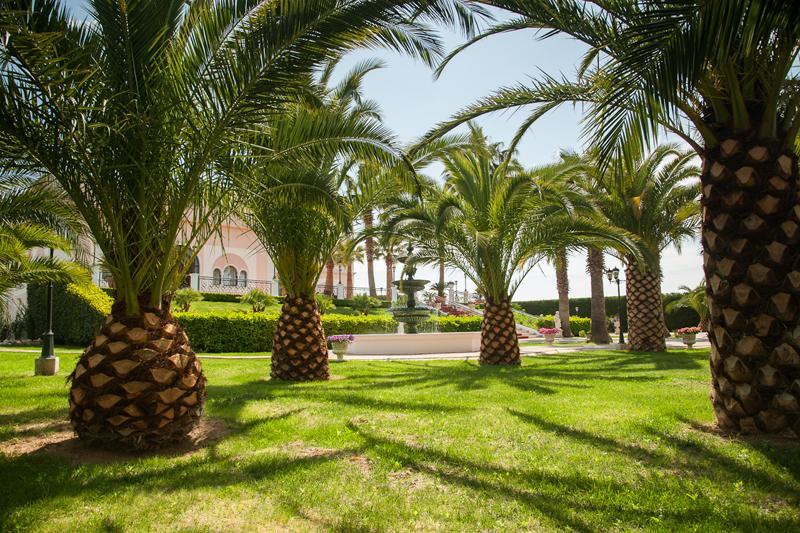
[676,326,702,335]
[327,334,355,344]
[538,327,561,335]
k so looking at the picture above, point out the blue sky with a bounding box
[60,1,703,300]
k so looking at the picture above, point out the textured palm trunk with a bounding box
[324,260,334,295]
[587,247,612,343]
[480,299,520,366]
[364,211,377,297]
[385,255,394,301]
[625,260,667,352]
[346,262,354,298]
[703,139,800,436]
[271,296,329,381]
[68,304,206,450]
[555,250,573,337]
[438,259,446,296]
[699,314,709,332]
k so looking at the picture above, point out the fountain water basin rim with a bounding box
[345,331,481,356]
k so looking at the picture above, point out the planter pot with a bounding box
[544,334,556,346]
[331,342,349,361]
[681,334,697,349]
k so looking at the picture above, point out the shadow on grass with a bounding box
[510,409,800,502]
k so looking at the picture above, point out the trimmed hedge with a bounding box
[200,292,241,302]
[424,315,482,332]
[515,294,699,331]
[175,312,398,353]
[27,282,112,345]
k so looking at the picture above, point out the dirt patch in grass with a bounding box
[280,440,342,459]
[349,454,372,476]
[387,468,431,491]
[0,417,230,464]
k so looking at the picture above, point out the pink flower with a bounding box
[538,327,561,335]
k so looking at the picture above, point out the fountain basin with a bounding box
[345,331,481,356]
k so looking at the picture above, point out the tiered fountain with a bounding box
[344,244,481,356]
[388,246,430,334]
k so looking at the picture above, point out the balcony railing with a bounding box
[198,276,272,295]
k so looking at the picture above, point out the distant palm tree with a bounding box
[391,130,637,364]
[0,0,482,447]
[579,146,700,351]
[239,65,398,382]
[334,238,365,298]
[666,282,710,332]
[428,0,800,435]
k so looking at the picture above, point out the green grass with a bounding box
[1,349,798,531]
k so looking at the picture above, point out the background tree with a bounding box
[0,0,481,448]
[333,238,365,298]
[576,146,700,351]
[428,0,800,435]
[666,281,709,332]
[585,246,611,344]
[391,131,636,364]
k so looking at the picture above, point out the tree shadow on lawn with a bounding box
[346,421,797,531]
[509,409,800,504]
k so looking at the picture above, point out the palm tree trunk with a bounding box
[364,211,376,297]
[587,247,612,343]
[480,298,520,365]
[68,303,206,450]
[625,260,667,352]
[438,259,446,296]
[555,250,573,337]
[346,262,354,298]
[271,296,329,381]
[386,254,394,301]
[704,141,800,435]
[324,260,334,295]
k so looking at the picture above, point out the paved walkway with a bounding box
[1,338,709,362]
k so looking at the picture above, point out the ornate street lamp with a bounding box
[605,266,625,344]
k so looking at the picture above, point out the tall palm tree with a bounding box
[552,250,573,337]
[428,0,800,435]
[239,64,400,381]
[585,246,611,344]
[0,0,481,448]
[334,238,365,298]
[391,132,637,365]
[578,146,700,351]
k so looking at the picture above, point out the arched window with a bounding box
[190,257,200,274]
[238,270,248,287]
[223,265,238,286]
[212,268,222,286]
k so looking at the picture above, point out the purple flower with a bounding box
[327,334,355,344]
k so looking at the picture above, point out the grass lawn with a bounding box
[1,349,798,531]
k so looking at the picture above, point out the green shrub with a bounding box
[173,288,203,312]
[426,315,482,332]
[315,293,336,315]
[241,289,277,312]
[569,316,592,334]
[351,294,382,315]
[26,282,113,345]
[175,312,397,352]
[200,292,240,302]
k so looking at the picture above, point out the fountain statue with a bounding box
[389,244,431,333]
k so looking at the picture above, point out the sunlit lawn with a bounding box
[189,300,390,315]
[1,349,798,531]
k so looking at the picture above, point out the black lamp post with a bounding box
[605,266,625,344]
[40,247,55,359]
[35,248,59,375]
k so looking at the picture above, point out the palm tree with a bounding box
[577,146,700,351]
[238,65,399,381]
[667,281,710,331]
[552,250,573,337]
[1,176,87,320]
[585,247,611,344]
[0,0,481,448]
[391,131,636,365]
[428,0,800,435]
[334,238,365,298]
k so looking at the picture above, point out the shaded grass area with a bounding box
[1,349,798,531]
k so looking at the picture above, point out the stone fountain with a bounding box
[389,245,430,334]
